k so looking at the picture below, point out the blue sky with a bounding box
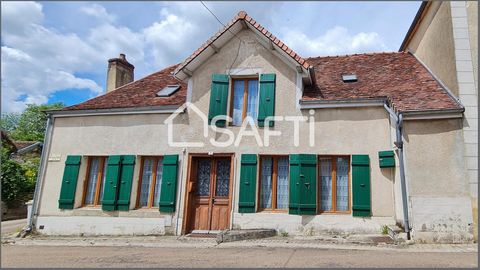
[1,1,421,113]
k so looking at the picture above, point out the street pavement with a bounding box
[1,244,478,268]
[0,219,26,237]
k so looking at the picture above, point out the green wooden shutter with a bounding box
[58,155,81,209]
[299,154,317,215]
[102,155,122,211]
[117,155,135,211]
[289,155,301,215]
[238,154,257,213]
[258,74,276,127]
[208,74,229,127]
[159,155,179,212]
[352,155,371,217]
[289,154,317,215]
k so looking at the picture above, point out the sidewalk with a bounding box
[2,234,477,253]
[1,219,27,236]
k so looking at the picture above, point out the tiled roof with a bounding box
[62,12,461,113]
[302,52,462,112]
[63,64,186,111]
[174,11,311,76]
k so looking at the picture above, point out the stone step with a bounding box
[216,229,276,243]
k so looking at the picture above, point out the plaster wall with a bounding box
[405,2,459,96]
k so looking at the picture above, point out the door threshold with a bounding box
[187,230,222,238]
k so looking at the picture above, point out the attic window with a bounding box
[156,85,180,97]
[342,74,357,83]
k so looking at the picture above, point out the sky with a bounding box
[1,1,421,113]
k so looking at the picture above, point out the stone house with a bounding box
[31,10,474,243]
[400,0,477,241]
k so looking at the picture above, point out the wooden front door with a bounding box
[186,157,232,233]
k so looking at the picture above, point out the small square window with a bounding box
[156,85,180,97]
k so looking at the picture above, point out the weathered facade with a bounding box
[401,0,478,241]
[31,10,474,243]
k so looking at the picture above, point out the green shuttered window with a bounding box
[58,155,82,209]
[352,155,371,217]
[102,155,123,211]
[159,155,179,212]
[258,74,276,127]
[117,155,135,211]
[289,154,317,215]
[238,154,258,213]
[208,74,229,127]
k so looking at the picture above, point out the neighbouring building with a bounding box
[31,10,474,243]
[400,0,478,241]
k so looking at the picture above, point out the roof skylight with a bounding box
[156,85,180,97]
[342,74,357,83]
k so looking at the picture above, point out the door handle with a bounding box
[300,174,305,178]
[244,181,250,185]
[304,182,311,189]
[360,184,365,187]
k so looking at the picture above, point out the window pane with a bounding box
[320,158,333,211]
[139,159,154,207]
[153,158,163,207]
[232,80,244,126]
[215,159,231,197]
[260,157,273,209]
[336,157,349,211]
[197,159,211,196]
[276,157,289,209]
[99,159,107,203]
[246,80,259,122]
[85,158,100,205]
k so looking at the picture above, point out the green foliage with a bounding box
[0,112,20,132]
[3,103,64,141]
[381,225,389,235]
[1,141,31,206]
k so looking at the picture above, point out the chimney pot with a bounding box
[106,53,134,93]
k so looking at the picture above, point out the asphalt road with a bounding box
[0,219,26,237]
[1,245,478,268]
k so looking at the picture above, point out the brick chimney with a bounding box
[106,53,134,92]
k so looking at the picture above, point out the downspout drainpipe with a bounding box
[26,114,54,232]
[384,104,411,240]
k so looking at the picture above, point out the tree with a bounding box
[0,112,20,132]
[8,103,64,141]
[1,140,29,206]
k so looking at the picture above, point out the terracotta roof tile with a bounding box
[63,64,186,111]
[302,52,461,112]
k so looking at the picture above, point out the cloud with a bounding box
[283,26,389,56]
[1,1,396,113]
[80,3,116,23]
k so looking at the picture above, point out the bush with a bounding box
[1,141,34,207]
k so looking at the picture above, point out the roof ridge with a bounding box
[307,51,406,60]
[173,10,311,76]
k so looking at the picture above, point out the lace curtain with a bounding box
[336,157,349,211]
[99,160,107,202]
[276,157,289,209]
[232,80,244,126]
[85,158,100,205]
[139,159,154,207]
[246,80,259,122]
[320,158,333,211]
[197,160,211,196]
[153,158,163,207]
[260,157,273,208]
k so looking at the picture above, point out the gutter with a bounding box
[27,114,54,232]
[299,98,387,109]
[15,142,43,155]
[383,103,411,239]
[46,105,182,118]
